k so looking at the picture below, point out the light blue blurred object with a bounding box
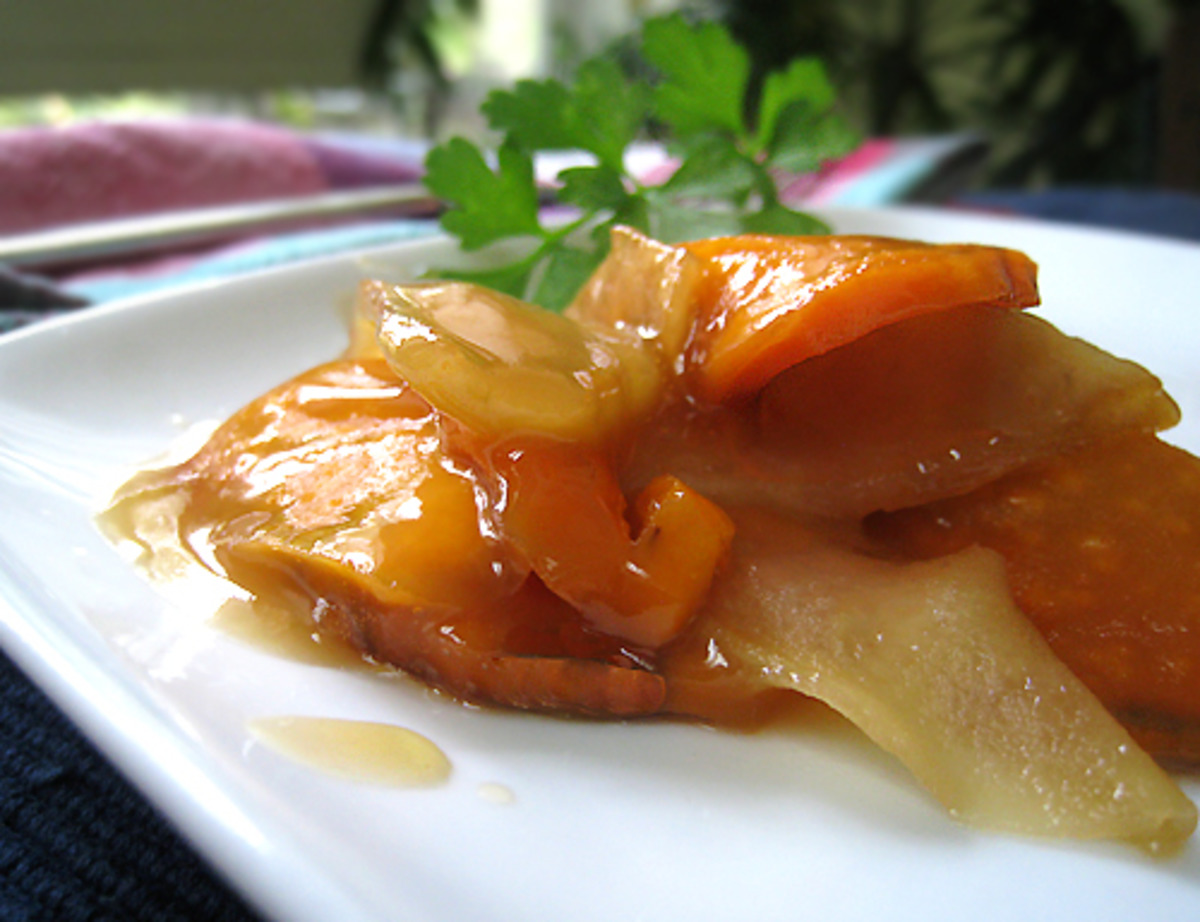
[64,220,440,302]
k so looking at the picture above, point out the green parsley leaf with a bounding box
[658,133,758,204]
[766,101,860,174]
[755,57,837,155]
[531,244,608,311]
[644,201,749,244]
[482,80,576,151]
[424,138,541,250]
[558,165,632,213]
[423,12,852,311]
[484,57,647,172]
[738,202,832,236]
[569,56,649,171]
[642,15,750,137]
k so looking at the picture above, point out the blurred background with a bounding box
[1,0,1199,319]
[2,0,1196,191]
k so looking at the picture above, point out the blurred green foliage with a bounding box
[714,0,1173,187]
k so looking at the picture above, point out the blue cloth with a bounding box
[0,651,262,921]
[960,186,1200,242]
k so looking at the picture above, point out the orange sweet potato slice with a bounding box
[243,549,666,717]
[867,433,1200,765]
[451,431,735,649]
[682,233,1039,402]
[621,305,1179,518]
[106,358,664,716]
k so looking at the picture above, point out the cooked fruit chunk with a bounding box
[682,234,1039,401]
[662,508,1197,850]
[455,432,736,649]
[623,305,1179,517]
[364,279,662,444]
[566,225,709,367]
[868,434,1200,765]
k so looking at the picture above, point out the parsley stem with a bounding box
[540,212,594,247]
[478,210,598,293]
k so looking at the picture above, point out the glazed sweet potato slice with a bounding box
[622,305,1179,518]
[237,549,666,717]
[105,358,664,716]
[455,433,735,648]
[867,433,1200,765]
[681,233,1039,402]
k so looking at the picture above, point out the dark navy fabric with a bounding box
[960,186,1200,243]
[0,652,263,921]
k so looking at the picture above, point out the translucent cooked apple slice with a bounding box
[681,233,1040,402]
[566,225,709,367]
[868,433,1200,766]
[363,279,663,445]
[661,508,1197,851]
[622,305,1179,518]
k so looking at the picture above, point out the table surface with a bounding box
[0,651,263,921]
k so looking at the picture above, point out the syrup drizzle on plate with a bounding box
[249,716,451,787]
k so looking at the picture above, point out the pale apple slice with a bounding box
[566,224,709,366]
[663,507,1197,851]
[364,279,662,445]
[868,433,1200,765]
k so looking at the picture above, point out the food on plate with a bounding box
[105,226,1200,851]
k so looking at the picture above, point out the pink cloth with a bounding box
[776,138,895,204]
[0,120,328,234]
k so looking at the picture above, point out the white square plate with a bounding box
[2,206,1199,922]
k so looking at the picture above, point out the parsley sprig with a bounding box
[423,13,858,310]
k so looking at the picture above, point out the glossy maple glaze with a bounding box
[106,358,664,716]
